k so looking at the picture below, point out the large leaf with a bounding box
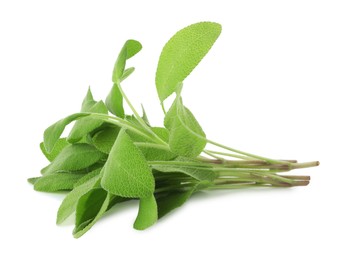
[56,169,101,224]
[40,138,69,162]
[156,22,222,102]
[106,40,142,117]
[164,97,206,157]
[44,113,89,153]
[156,181,210,219]
[101,130,155,198]
[42,144,106,175]
[68,89,108,143]
[73,188,110,238]
[33,173,84,192]
[133,194,157,230]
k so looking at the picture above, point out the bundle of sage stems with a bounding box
[29,22,319,238]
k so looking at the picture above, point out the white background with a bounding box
[1,0,345,259]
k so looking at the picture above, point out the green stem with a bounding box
[204,150,253,160]
[116,83,167,145]
[206,138,291,165]
[134,142,171,151]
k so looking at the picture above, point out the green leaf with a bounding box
[73,188,110,238]
[133,194,157,230]
[57,170,101,224]
[112,40,142,82]
[40,138,69,162]
[91,126,120,154]
[164,97,206,157]
[44,113,89,153]
[27,177,40,185]
[81,87,97,111]
[120,67,135,82]
[128,127,176,161]
[155,22,222,102]
[101,130,155,198]
[141,104,150,126]
[106,40,142,117]
[33,173,84,192]
[156,181,210,219]
[105,83,124,118]
[42,144,106,175]
[73,168,102,188]
[152,157,215,182]
[68,100,108,143]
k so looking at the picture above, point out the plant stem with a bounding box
[116,83,167,145]
[206,138,291,165]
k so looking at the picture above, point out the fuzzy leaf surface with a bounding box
[44,113,89,153]
[68,100,108,143]
[56,170,101,224]
[33,173,84,192]
[164,97,206,157]
[101,130,154,198]
[42,144,106,175]
[156,22,221,102]
[73,188,110,238]
[133,194,158,230]
[40,138,69,162]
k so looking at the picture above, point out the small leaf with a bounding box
[73,188,110,238]
[91,126,120,154]
[81,87,97,111]
[68,101,108,143]
[101,130,155,198]
[112,40,142,82]
[133,194,158,230]
[164,97,206,157]
[57,170,101,224]
[40,138,69,162]
[42,144,106,175]
[33,173,84,192]
[106,40,142,117]
[44,113,89,153]
[120,67,135,82]
[105,83,124,118]
[156,22,222,102]
[141,104,150,126]
[156,181,210,219]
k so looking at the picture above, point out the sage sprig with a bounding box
[29,21,319,238]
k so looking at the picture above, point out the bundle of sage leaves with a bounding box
[29,22,319,238]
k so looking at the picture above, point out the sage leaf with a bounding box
[101,130,155,198]
[68,100,108,143]
[91,126,120,154]
[44,113,89,153]
[164,97,206,157]
[106,40,142,117]
[73,188,110,238]
[33,173,84,192]
[112,40,142,82]
[40,138,69,162]
[57,170,101,224]
[156,22,221,102]
[105,83,124,118]
[133,194,158,230]
[42,144,106,175]
[120,67,135,82]
[156,181,210,219]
